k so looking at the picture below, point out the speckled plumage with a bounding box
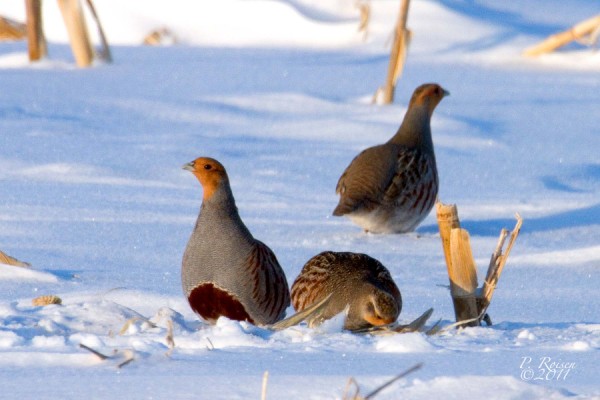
[291,251,402,331]
[181,157,290,326]
[333,83,448,233]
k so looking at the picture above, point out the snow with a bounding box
[1,0,599,398]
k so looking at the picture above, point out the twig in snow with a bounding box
[206,337,215,351]
[79,343,109,360]
[165,319,175,357]
[116,350,135,369]
[119,316,157,335]
[343,363,423,399]
[261,371,269,400]
[364,363,423,399]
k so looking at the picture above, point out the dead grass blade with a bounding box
[343,363,423,399]
[0,250,30,267]
[268,293,333,331]
[425,319,443,335]
[392,308,433,333]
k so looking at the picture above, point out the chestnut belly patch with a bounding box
[188,283,253,324]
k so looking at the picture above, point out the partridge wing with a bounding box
[247,240,291,323]
[334,145,398,215]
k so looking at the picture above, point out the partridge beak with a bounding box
[182,161,196,172]
[442,88,450,97]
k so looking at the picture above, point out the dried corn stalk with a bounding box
[380,0,411,104]
[524,14,600,56]
[57,0,94,67]
[436,201,522,327]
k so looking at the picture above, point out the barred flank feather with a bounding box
[248,241,290,323]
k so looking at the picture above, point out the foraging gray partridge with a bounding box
[333,83,449,233]
[181,157,290,326]
[291,251,401,331]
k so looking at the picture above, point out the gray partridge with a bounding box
[333,83,449,233]
[290,251,401,331]
[182,157,290,326]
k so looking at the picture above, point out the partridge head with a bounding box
[333,83,449,234]
[181,157,290,326]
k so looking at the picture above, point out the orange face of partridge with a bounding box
[410,83,450,115]
[183,157,228,200]
[361,291,400,327]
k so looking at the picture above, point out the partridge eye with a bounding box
[204,164,212,170]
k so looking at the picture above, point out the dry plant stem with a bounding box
[0,16,27,40]
[0,250,30,267]
[393,308,433,333]
[165,319,175,356]
[25,0,47,61]
[485,229,509,283]
[117,350,135,369]
[449,228,479,326]
[343,377,361,400]
[435,202,460,275]
[356,0,371,41]
[436,314,483,334]
[261,371,269,400]
[425,319,443,335]
[84,0,112,62]
[381,0,411,104]
[268,293,333,331]
[363,363,423,399]
[478,214,522,320]
[57,0,94,67]
[119,316,157,335]
[524,14,600,56]
[436,202,479,326]
[79,343,109,360]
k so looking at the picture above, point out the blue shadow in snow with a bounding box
[420,202,600,236]
[541,176,585,193]
[437,0,565,36]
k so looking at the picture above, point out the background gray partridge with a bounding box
[181,157,290,326]
[333,83,449,234]
[291,251,401,331]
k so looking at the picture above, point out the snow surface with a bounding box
[0,0,599,398]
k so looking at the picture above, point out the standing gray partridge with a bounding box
[181,157,290,326]
[291,251,401,331]
[333,83,449,233]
